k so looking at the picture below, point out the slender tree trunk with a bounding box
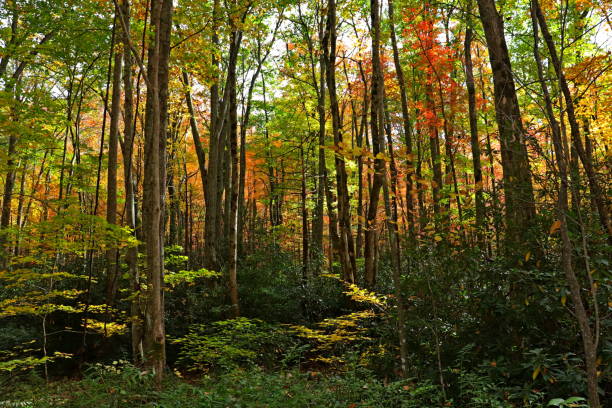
[105,3,123,307]
[227,27,243,318]
[382,155,408,378]
[530,4,600,405]
[476,48,501,254]
[383,100,400,238]
[355,62,368,260]
[0,133,17,264]
[364,0,385,288]
[21,150,47,230]
[427,94,443,225]
[300,143,309,281]
[533,0,610,243]
[388,0,414,240]
[118,0,143,364]
[12,160,26,256]
[181,71,207,197]
[204,0,221,268]
[314,14,342,272]
[464,10,484,248]
[324,0,355,283]
[311,11,327,268]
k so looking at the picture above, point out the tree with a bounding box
[476,0,536,251]
[364,0,385,287]
[324,0,356,283]
[139,0,173,386]
[463,1,484,248]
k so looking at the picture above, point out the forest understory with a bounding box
[0,0,610,406]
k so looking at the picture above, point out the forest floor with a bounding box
[3,366,444,408]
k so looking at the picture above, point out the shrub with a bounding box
[172,317,293,372]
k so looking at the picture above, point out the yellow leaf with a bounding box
[561,296,567,306]
[549,220,562,234]
[532,366,541,380]
[434,235,442,242]
[525,251,531,262]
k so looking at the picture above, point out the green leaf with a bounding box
[565,397,586,403]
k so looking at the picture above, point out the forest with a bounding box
[0,0,610,406]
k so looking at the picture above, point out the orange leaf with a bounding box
[549,220,562,234]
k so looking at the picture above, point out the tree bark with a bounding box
[204,0,221,269]
[324,0,356,283]
[118,0,143,364]
[227,26,243,318]
[142,0,173,387]
[0,132,17,264]
[464,7,485,248]
[364,0,385,287]
[311,8,327,269]
[300,143,309,281]
[476,0,536,251]
[105,2,123,307]
[181,71,207,197]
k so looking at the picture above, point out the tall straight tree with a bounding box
[388,0,414,240]
[116,0,143,363]
[105,1,123,307]
[364,0,385,287]
[204,0,222,269]
[463,3,484,248]
[476,0,536,251]
[324,0,356,283]
[140,0,173,386]
[227,23,244,318]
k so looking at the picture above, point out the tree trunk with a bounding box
[204,0,221,269]
[382,152,408,378]
[388,0,414,240]
[324,0,356,283]
[364,0,385,288]
[476,0,536,251]
[227,27,243,318]
[0,133,17,264]
[427,92,443,226]
[531,3,600,405]
[181,71,207,198]
[142,0,173,387]
[300,143,309,281]
[105,3,123,307]
[118,0,143,364]
[311,11,327,268]
[533,0,610,243]
[464,9,485,248]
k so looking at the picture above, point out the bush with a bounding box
[173,317,295,372]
